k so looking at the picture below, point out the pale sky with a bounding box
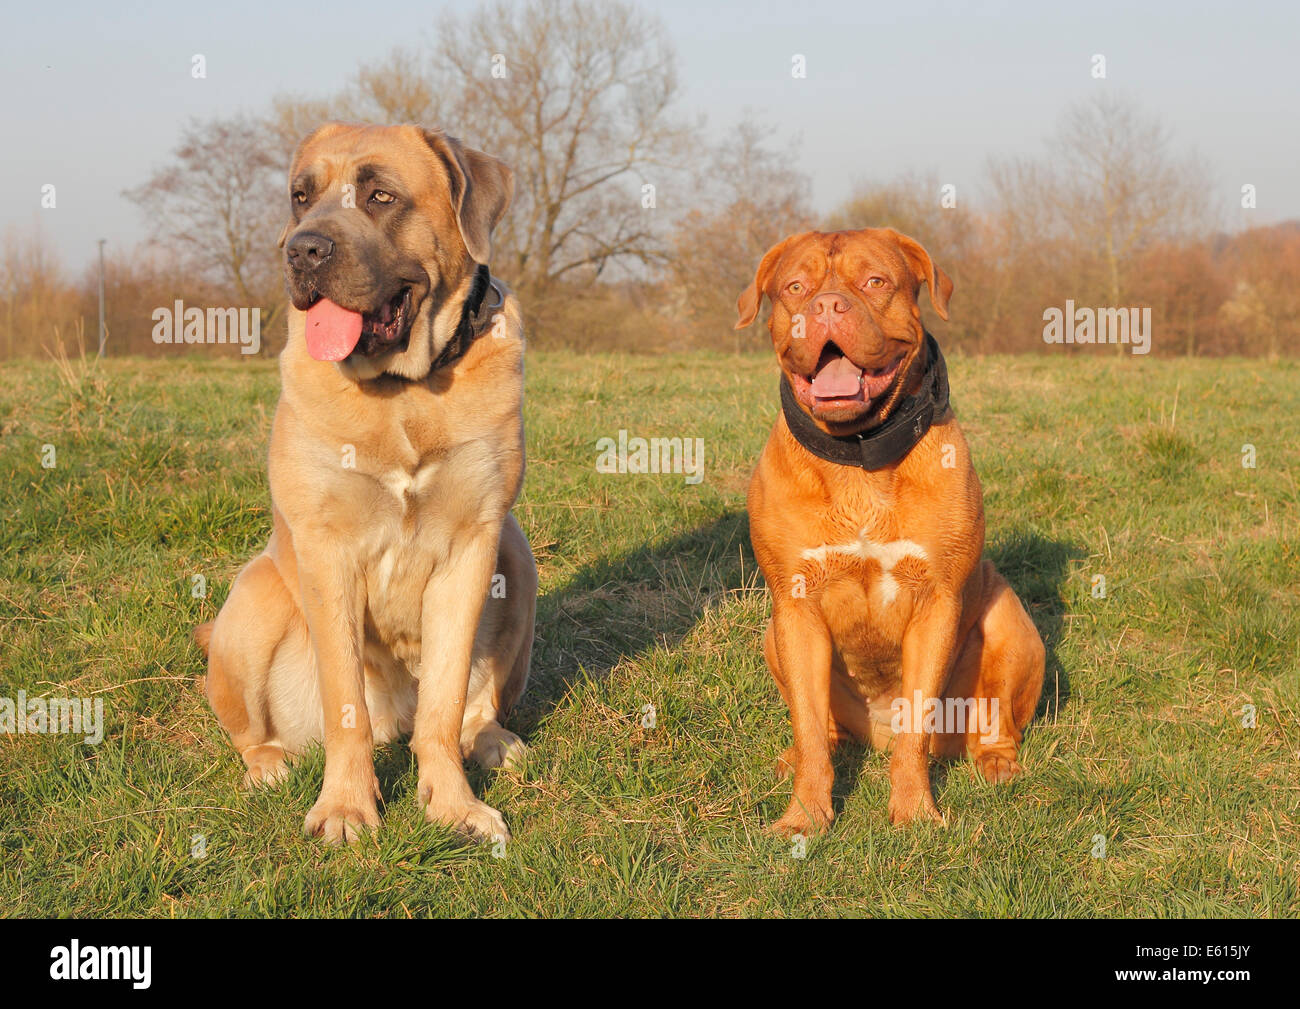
[2,0,1295,273]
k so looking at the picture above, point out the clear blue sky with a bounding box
[2,0,1296,272]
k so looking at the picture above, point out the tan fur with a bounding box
[739,229,1045,835]
[201,124,536,845]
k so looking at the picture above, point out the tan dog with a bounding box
[737,228,1044,834]
[197,123,536,845]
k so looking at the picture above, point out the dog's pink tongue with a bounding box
[811,355,864,398]
[304,299,364,361]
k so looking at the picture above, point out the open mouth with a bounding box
[355,287,412,356]
[302,287,414,362]
[792,342,903,411]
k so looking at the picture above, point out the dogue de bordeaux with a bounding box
[196,123,537,845]
[736,228,1045,834]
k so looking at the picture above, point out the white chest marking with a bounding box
[376,461,441,513]
[801,532,928,606]
[378,469,416,499]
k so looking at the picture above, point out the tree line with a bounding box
[2,0,1296,360]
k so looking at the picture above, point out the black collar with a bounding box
[429,264,498,372]
[779,332,950,470]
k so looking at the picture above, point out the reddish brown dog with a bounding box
[737,228,1045,834]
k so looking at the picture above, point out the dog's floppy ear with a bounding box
[735,236,796,329]
[421,128,514,265]
[886,228,953,321]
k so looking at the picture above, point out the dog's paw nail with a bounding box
[976,754,1023,784]
[889,802,944,827]
[771,801,832,838]
[425,796,510,844]
[304,797,382,844]
[243,764,289,789]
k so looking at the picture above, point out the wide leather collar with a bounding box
[779,332,950,470]
[428,264,501,373]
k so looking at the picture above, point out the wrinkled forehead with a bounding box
[774,231,909,285]
[289,126,446,195]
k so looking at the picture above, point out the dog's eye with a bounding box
[866,276,886,289]
[292,191,307,205]
[370,190,396,205]
[787,282,803,294]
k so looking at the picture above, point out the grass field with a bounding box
[1,347,1297,918]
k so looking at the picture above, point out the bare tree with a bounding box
[0,227,80,357]
[266,94,340,169]
[1050,94,1211,310]
[973,97,1214,354]
[667,118,813,347]
[1216,225,1300,358]
[981,156,1077,351]
[125,115,282,308]
[262,2,692,311]
[267,47,445,166]
[349,47,443,124]
[433,0,693,298]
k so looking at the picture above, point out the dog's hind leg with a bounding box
[202,552,301,788]
[460,515,536,770]
[940,561,1045,782]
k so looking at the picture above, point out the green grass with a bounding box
[1,348,1297,917]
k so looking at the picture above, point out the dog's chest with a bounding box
[359,460,443,651]
[801,531,929,607]
[372,458,438,516]
[795,482,930,607]
[798,517,933,679]
[356,442,502,661]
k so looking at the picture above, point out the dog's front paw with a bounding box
[423,792,510,843]
[887,784,944,827]
[304,788,382,845]
[770,795,834,838]
[974,752,1023,784]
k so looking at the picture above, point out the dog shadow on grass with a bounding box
[508,509,755,739]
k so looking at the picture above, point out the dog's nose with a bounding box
[286,231,335,271]
[811,292,851,315]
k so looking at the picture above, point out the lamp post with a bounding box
[97,239,106,358]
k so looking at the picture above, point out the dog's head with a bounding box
[281,122,513,382]
[736,228,952,435]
